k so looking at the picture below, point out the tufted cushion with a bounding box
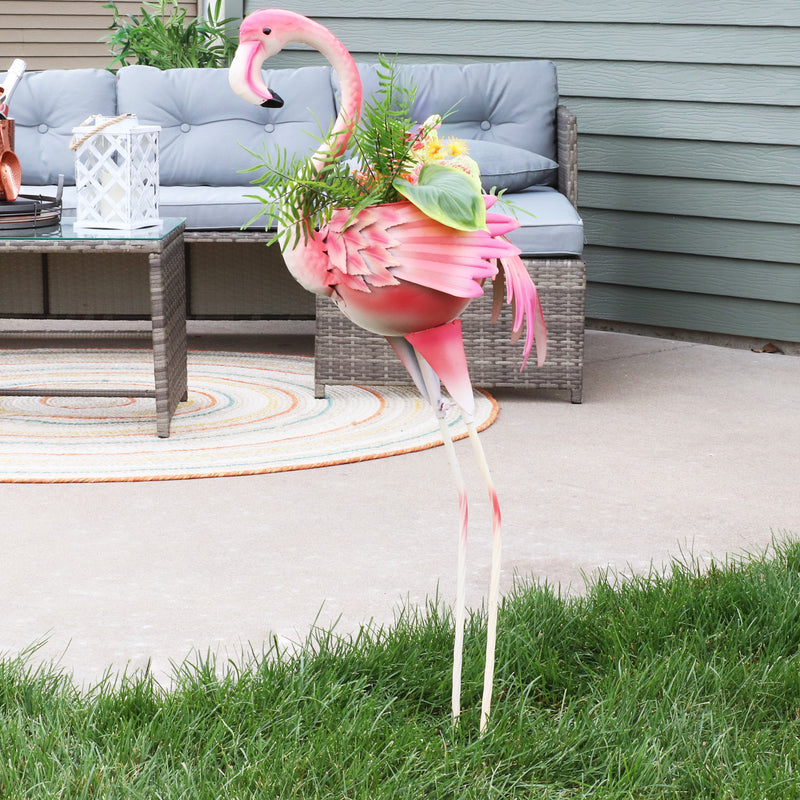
[465,140,558,191]
[4,68,117,185]
[116,65,337,186]
[337,61,559,162]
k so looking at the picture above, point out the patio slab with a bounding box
[0,328,797,686]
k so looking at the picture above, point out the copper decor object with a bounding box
[0,119,21,202]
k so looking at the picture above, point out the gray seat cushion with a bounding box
[502,188,584,256]
[6,68,117,185]
[16,60,581,254]
[158,185,265,229]
[116,65,337,187]
[21,183,264,231]
[151,185,584,255]
[21,183,582,253]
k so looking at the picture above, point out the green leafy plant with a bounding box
[103,0,238,69]
[245,57,486,250]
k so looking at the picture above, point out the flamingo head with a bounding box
[229,9,322,108]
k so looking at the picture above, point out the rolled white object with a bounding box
[0,59,28,107]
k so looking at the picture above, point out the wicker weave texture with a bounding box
[185,238,314,317]
[149,228,187,437]
[557,105,579,209]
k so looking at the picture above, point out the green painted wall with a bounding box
[244,0,800,343]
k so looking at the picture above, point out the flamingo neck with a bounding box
[295,20,362,172]
[279,19,362,296]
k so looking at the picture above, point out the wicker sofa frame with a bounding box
[314,105,586,403]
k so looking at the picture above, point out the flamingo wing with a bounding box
[322,201,506,298]
[322,198,546,368]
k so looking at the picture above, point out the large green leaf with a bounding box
[392,164,486,231]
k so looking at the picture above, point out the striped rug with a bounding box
[0,349,497,483]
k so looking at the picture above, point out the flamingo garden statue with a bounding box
[229,8,546,733]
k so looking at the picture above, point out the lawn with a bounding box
[2,537,799,798]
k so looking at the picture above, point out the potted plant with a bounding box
[103,0,238,69]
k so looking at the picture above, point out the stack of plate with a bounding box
[0,191,61,232]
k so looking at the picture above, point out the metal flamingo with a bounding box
[229,8,546,733]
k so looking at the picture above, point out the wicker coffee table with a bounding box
[0,217,187,437]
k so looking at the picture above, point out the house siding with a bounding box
[0,1,197,70]
[243,0,800,344]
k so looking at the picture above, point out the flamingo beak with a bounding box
[228,38,284,108]
[261,91,284,109]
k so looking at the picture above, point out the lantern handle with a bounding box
[69,113,134,151]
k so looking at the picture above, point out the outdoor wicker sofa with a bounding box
[6,60,585,401]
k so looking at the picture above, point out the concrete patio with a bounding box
[1,327,797,687]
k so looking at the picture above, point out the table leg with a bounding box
[149,233,187,437]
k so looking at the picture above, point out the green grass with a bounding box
[2,537,800,798]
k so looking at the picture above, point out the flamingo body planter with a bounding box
[229,8,546,733]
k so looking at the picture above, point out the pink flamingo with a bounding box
[229,8,546,732]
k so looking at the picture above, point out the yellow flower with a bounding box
[409,122,470,167]
[444,137,469,158]
[424,136,444,161]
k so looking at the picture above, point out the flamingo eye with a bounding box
[262,27,272,35]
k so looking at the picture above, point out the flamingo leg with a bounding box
[404,321,503,732]
[387,336,469,723]
[436,413,469,724]
[466,421,502,734]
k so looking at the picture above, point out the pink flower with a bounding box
[399,162,423,185]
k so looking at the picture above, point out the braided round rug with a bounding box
[0,349,497,483]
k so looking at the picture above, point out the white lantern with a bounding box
[71,113,160,230]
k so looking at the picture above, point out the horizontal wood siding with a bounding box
[245,0,800,344]
[0,1,197,70]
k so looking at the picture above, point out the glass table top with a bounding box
[0,217,185,242]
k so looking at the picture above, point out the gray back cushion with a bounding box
[116,65,336,186]
[340,61,558,162]
[5,68,117,185]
